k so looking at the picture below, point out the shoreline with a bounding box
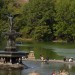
[23,59,75,64]
[0,59,75,69]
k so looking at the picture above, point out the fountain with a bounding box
[0,14,29,69]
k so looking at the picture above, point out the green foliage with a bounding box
[20,0,55,41]
[20,26,33,38]
[33,25,51,41]
[0,0,75,42]
[54,0,75,42]
[0,0,4,9]
[0,0,23,42]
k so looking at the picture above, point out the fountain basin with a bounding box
[0,50,29,69]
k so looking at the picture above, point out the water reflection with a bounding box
[18,42,63,59]
[51,63,73,75]
[0,69,22,75]
[39,61,73,75]
[28,71,39,75]
[0,61,75,75]
[58,64,70,75]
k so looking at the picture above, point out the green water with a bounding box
[18,42,75,60]
[1,41,75,59]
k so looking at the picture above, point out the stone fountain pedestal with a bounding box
[0,14,29,69]
[0,49,29,69]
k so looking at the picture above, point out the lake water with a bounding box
[18,42,75,59]
[0,42,75,75]
[0,60,75,75]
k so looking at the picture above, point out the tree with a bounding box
[54,0,75,42]
[0,0,23,42]
[33,25,51,41]
[20,0,55,41]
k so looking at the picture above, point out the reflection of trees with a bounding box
[0,69,22,75]
[60,64,69,71]
[71,66,75,71]
[28,71,39,75]
[51,64,70,75]
[19,42,64,59]
[59,64,72,75]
